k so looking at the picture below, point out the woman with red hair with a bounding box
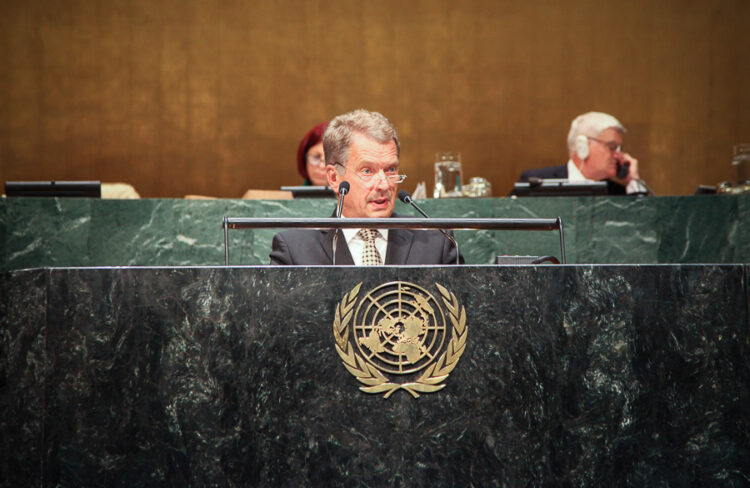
[296,121,329,186]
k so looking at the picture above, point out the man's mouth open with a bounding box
[369,196,390,209]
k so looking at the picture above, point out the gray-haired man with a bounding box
[270,109,462,265]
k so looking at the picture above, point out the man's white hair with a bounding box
[567,112,626,154]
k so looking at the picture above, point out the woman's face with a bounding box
[306,142,328,186]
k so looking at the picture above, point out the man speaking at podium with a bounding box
[270,109,462,266]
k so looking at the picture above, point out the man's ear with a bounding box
[326,164,340,192]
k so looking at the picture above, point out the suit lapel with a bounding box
[321,207,355,265]
[321,229,355,265]
[385,228,414,265]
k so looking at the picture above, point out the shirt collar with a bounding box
[340,214,389,243]
[566,159,589,181]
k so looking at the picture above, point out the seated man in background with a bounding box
[270,109,462,265]
[518,111,648,195]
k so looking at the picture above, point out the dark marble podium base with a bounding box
[2,265,749,487]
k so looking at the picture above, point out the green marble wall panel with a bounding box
[2,198,95,267]
[582,197,661,263]
[655,195,745,263]
[1,195,748,271]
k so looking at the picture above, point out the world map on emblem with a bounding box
[353,282,447,374]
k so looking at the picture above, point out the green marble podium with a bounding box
[1,195,749,271]
[2,195,749,485]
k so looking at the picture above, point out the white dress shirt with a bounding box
[566,159,586,181]
[342,227,389,265]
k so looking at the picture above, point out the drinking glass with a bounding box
[433,152,463,198]
[732,144,750,185]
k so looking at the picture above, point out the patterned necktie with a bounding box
[358,229,382,266]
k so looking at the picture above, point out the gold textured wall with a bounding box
[1,1,749,197]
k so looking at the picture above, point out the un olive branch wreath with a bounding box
[333,282,467,398]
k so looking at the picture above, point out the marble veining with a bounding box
[2,196,749,271]
[1,265,749,486]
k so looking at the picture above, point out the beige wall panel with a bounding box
[1,0,748,197]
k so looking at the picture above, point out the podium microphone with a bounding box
[398,190,460,265]
[335,181,350,218]
[632,178,656,196]
[332,181,350,265]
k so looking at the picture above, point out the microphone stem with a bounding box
[409,200,430,219]
[332,231,338,265]
[336,193,346,219]
[406,197,460,265]
[333,190,348,265]
[443,232,460,266]
[633,178,656,196]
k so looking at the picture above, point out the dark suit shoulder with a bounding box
[270,228,330,265]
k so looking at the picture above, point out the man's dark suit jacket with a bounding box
[269,213,462,265]
[518,164,626,195]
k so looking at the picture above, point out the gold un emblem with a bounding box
[333,281,467,398]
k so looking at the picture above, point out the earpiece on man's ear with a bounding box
[575,135,590,160]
